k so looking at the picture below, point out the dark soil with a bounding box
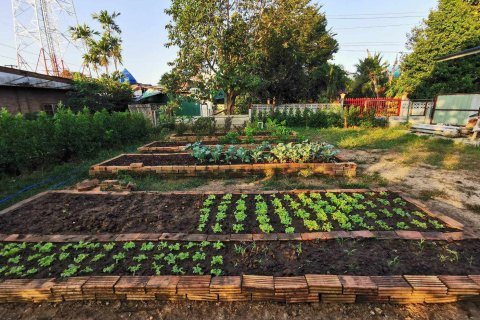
[0,240,479,279]
[1,300,479,320]
[0,192,456,235]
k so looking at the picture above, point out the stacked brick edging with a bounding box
[138,143,279,154]
[0,229,475,244]
[0,275,478,304]
[88,154,357,178]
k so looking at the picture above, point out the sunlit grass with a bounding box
[294,126,480,170]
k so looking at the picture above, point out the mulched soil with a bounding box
[0,239,478,279]
[0,192,456,235]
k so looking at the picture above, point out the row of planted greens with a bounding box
[1,239,478,279]
[196,191,452,234]
[186,141,339,164]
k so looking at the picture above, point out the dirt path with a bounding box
[0,301,479,320]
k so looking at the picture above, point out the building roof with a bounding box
[0,66,73,90]
[436,46,480,62]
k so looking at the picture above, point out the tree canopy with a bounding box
[390,0,480,98]
[70,10,123,76]
[349,52,389,98]
[161,0,343,113]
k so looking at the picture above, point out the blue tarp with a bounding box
[120,68,137,84]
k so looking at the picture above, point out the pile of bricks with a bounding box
[0,275,479,304]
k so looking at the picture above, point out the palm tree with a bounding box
[351,51,389,98]
[108,36,123,72]
[92,10,121,35]
[96,36,112,75]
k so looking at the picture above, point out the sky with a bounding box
[0,0,438,85]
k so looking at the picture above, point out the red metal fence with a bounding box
[344,98,402,116]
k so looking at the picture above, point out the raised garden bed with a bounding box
[0,239,479,279]
[0,190,462,235]
[89,154,356,177]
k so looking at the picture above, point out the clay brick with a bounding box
[371,231,400,239]
[146,276,180,294]
[63,294,96,301]
[286,293,319,303]
[129,163,144,168]
[242,275,274,294]
[88,234,117,242]
[404,276,447,295]
[252,233,278,241]
[469,275,480,287]
[436,216,464,229]
[305,275,342,294]
[424,294,458,304]
[159,233,187,240]
[395,230,424,240]
[356,295,389,303]
[328,231,353,239]
[438,276,480,295]
[370,276,412,296]
[230,234,253,241]
[443,232,465,241]
[321,293,356,303]
[301,233,329,241]
[177,276,211,294]
[155,293,186,301]
[206,234,230,241]
[183,234,208,242]
[187,293,218,301]
[210,276,242,294]
[340,276,377,295]
[251,293,285,302]
[351,230,375,239]
[82,276,120,294]
[114,233,144,241]
[95,293,126,300]
[218,293,251,302]
[125,293,156,300]
[114,276,150,294]
[274,277,308,295]
[276,233,302,241]
[52,277,90,294]
[420,232,447,241]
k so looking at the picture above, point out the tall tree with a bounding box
[162,0,339,113]
[349,52,389,98]
[162,0,264,114]
[390,0,480,98]
[255,0,339,103]
[70,10,123,75]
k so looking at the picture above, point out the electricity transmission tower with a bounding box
[11,0,82,77]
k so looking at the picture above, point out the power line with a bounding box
[330,15,424,20]
[328,11,425,17]
[335,23,415,30]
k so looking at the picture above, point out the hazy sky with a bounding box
[0,0,437,84]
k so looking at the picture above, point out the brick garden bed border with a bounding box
[88,154,357,178]
[0,274,479,304]
[0,188,471,242]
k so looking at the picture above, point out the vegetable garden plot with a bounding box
[0,191,460,235]
[168,133,297,143]
[0,239,479,279]
[138,142,276,153]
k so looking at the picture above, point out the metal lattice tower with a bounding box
[11,0,81,77]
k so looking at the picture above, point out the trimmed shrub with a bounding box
[0,107,150,174]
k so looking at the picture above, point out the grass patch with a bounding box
[118,174,208,192]
[418,189,448,201]
[294,126,480,170]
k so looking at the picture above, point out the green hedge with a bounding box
[252,108,343,128]
[0,108,151,174]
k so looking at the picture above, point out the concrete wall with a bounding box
[0,86,69,114]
